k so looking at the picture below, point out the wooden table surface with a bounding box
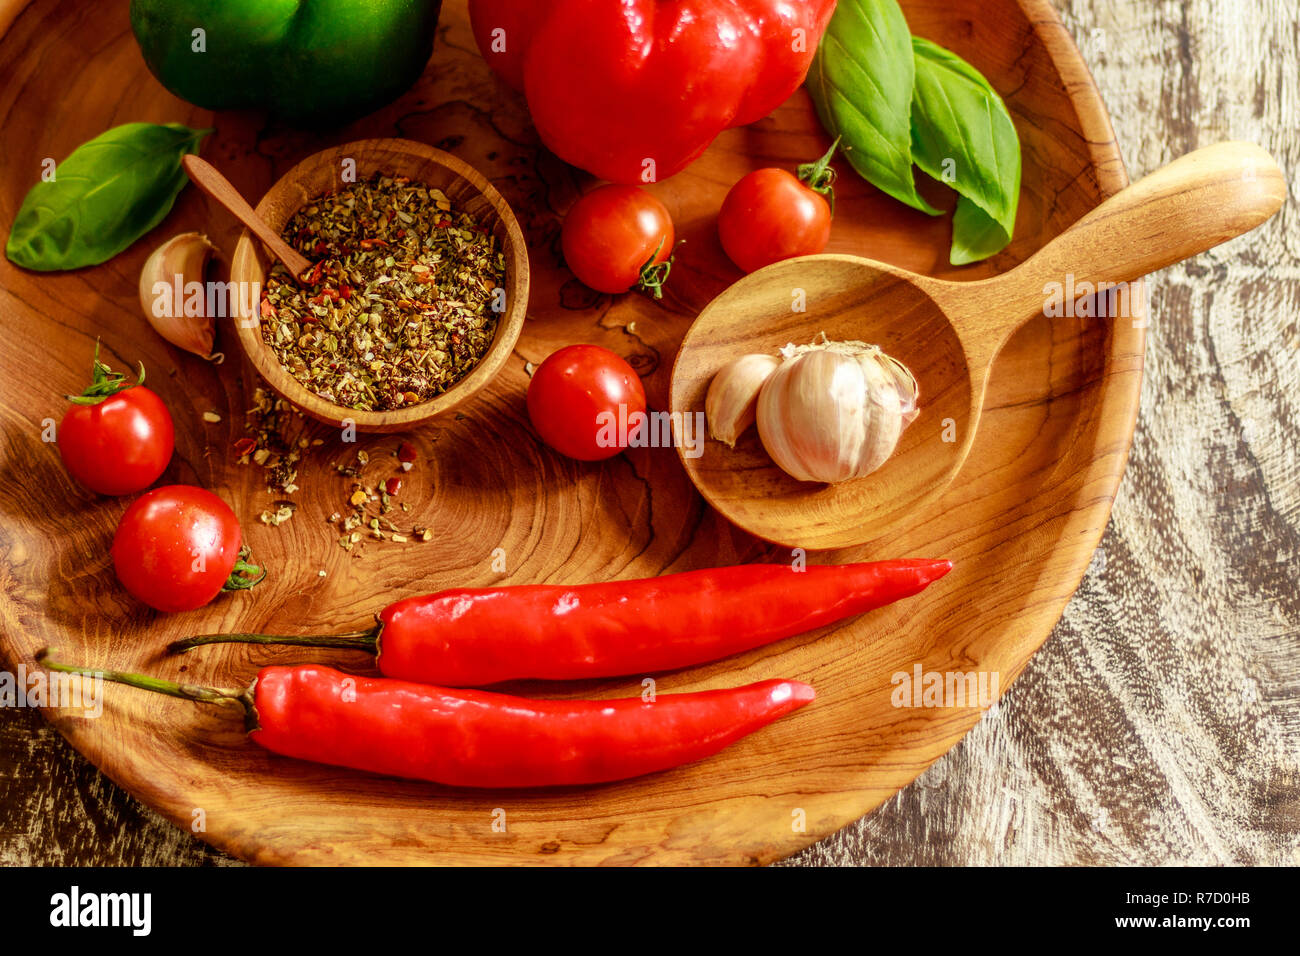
[2,0,1297,867]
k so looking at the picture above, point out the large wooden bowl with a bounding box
[0,0,1143,865]
[230,139,529,432]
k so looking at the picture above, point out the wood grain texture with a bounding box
[0,0,1292,866]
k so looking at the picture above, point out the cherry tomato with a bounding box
[527,344,647,461]
[112,485,263,613]
[562,185,674,297]
[58,346,174,496]
[718,139,839,274]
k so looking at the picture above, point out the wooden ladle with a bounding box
[182,154,312,281]
[671,141,1286,551]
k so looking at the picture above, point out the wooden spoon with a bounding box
[182,154,313,282]
[671,141,1286,551]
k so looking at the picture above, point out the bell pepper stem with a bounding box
[169,628,379,656]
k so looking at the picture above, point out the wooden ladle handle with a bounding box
[182,155,313,282]
[972,141,1286,359]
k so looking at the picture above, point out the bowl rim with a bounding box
[228,137,529,431]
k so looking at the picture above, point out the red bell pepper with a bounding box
[469,0,838,183]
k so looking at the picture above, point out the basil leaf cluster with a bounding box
[808,0,1021,264]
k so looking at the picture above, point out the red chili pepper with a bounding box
[233,437,257,457]
[37,652,812,788]
[174,560,951,686]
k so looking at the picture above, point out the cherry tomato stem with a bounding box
[636,237,674,300]
[223,548,267,592]
[796,135,841,212]
[64,340,144,405]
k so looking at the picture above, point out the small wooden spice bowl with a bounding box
[229,138,529,432]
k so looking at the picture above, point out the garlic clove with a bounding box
[855,351,906,473]
[878,351,921,425]
[757,348,846,482]
[138,232,220,359]
[755,338,917,484]
[706,352,779,447]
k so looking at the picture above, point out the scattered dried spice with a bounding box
[262,502,297,527]
[260,173,505,411]
[333,444,433,552]
[234,390,437,547]
[236,386,317,526]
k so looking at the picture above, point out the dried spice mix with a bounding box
[260,174,504,411]
[236,386,316,526]
[331,444,432,552]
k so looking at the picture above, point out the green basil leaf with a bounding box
[910,37,1021,264]
[6,122,210,271]
[950,196,1011,265]
[807,0,941,216]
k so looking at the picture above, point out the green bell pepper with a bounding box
[129,0,442,125]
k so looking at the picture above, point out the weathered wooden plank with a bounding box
[786,0,1300,866]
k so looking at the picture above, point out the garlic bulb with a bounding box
[755,338,919,483]
[138,232,221,360]
[706,352,781,447]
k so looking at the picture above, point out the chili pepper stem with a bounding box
[168,628,379,656]
[35,647,255,726]
[797,135,842,214]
